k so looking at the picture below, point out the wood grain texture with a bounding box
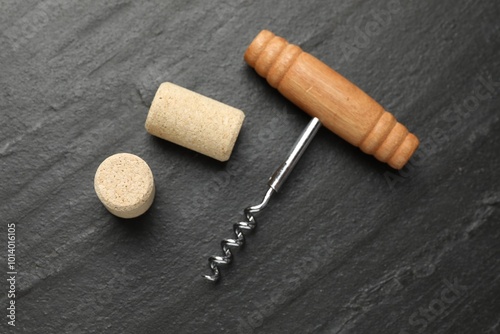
[0,1,499,333]
[245,30,419,169]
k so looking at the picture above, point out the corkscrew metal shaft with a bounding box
[203,117,322,282]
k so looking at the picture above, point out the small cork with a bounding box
[94,153,155,219]
[145,82,245,162]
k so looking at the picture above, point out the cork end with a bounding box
[94,153,155,219]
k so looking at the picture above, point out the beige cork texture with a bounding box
[94,153,155,219]
[145,82,245,162]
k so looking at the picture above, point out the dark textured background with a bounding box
[1,0,499,333]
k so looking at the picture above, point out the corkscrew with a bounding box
[203,30,419,282]
[203,117,322,282]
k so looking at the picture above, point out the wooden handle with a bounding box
[244,30,419,169]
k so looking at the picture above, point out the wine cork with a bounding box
[94,153,155,219]
[145,82,245,162]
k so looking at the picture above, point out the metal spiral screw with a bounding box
[202,187,274,282]
[203,117,322,282]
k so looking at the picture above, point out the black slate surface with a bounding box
[1,1,499,333]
